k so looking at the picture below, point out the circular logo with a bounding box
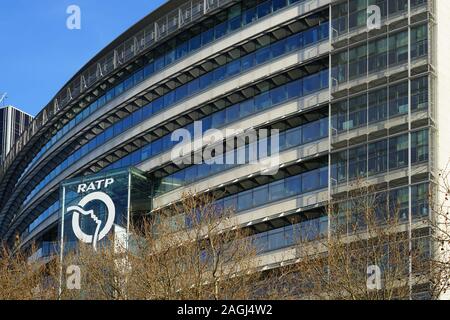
[67,192,116,250]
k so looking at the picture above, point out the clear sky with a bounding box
[0,0,166,116]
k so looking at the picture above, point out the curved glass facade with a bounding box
[19,0,325,183]
[0,1,435,298]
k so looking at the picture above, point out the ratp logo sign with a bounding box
[62,177,120,252]
[67,190,115,251]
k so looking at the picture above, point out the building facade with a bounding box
[0,106,33,163]
[0,0,446,298]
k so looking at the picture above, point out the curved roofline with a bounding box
[2,0,235,173]
[59,0,177,91]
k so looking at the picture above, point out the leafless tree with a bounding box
[284,181,433,300]
[58,191,277,300]
[0,243,58,300]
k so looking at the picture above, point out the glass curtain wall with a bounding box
[331,23,428,85]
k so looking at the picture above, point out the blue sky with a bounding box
[0,0,166,116]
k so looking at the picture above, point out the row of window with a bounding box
[140,22,328,119]
[19,0,321,183]
[153,0,311,70]
[21,26,328,208]
[332,182,429,233]
[332,0,427,36]
[153,116,328,195]
[24,200,60,237]
[104,69,329,173]
[332,129,429,182]
[24,177,429,256]
[24,66,328,209]
[331,76,428,132]
[23,175,429,252]
[332,24,428,84]
[251,216,328,253]
[214,166,328,213]
[252,182,429,254]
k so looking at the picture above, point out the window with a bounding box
[332,151,347,182]
[304,73,321,95]
[412,183,429,219]
[348,0,367,30]
[411,76,428,111]
[411,129,428,164]
[227,59,241,77]
[368,140,387,176]
[285,127,301,148]
[303,121,320,144]
[199,73,213,90]
[214,65,227,82]
[348,94,367,129]
[389,134,408,170]
[268,229,285,251]
[348,145,367,180]
[332,100,348,132]
[243,7,256,25]
[255,46,271,65]
[302,170,318,192]
[253,185,269,207]
[240,100,254,117]
[176,41,189,60]
[189,34,201,52]
[271,86,287,105]
[202,28,214,45]
[304,27,319,46]
[270,180,285,202]
[144,63,154,78]
[286,33,302,52]
[286,176,301,196]
[257,1,272,19]
[369,88,387,123]
[215,21,228,39]
[226,104,240,123]
[255,90,271,111]
[389,81,408,117]
[238,191,253,211]
[166,48,176,65]
[369,37,388,72]
[332,51,348,83]
[348,44,367,79]
[273,0,287,12]
[389,187,409,221]
[411,24,428,59]
[287,79,301,99]
[241,53,255,71]
[271,39,286,58]
[389,30,408,66]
